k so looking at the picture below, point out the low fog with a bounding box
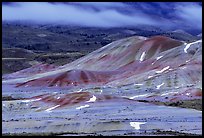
[2,2,202,30]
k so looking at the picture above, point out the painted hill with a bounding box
[3,35,202,102]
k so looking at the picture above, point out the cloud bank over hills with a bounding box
[2,2,202,31]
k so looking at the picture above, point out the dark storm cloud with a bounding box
[174,2,202,29]
[2,2,202,30]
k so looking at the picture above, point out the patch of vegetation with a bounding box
[137,99,202,111]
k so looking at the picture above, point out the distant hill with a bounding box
[2,48,38,74]
[2,23,200,53]
[2,48,36,58]
[2,23,200,74]
[2,47,85,74]
[197,33,202,38]
[163,30,198,42]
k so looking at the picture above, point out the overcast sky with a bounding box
[2,2,202,31]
